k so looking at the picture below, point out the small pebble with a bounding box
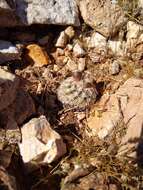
[55,31,68,48]
[67,59,78,71]
[65,26,75,39]
[78,58,86,71]
[133,68,143,78]
[66,44,73,51]
[109,60,120,75]
[73,43,86,57]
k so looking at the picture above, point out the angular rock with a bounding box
[15,0,80,26]
[19,116,66,163]
[87,93,122,139]
[55,31,68,48]
[126,21,143,51]
[25,44,50,67]
[79,0,126,37]
[109,60,120,75]
[65,26,75,39]
[86,32,107,49]
[107,40,126,57]
[87,78,143,159]
[73,43,86,57]
[78,58,86,72]
[0,41,21,64]
[0,68,19,111]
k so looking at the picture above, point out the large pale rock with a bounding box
[88,78,143,158]
[0,69,19,111]
[19,116,66,163]
[15,0,79,26]
[0,41,21,64]
[79,0,126,37]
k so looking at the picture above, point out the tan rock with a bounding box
[87,94,122,139]
[25,44,50,67]
[19,116,66,163]
[87,77,143,158]
[67,59,78,71]
[79,0,126,37]
[78,58,86,72]
[107,40,126,57]
[55,31,68,48]
[126,21,143,51]
[86,32,107,49]
[65,26,75,39]
[73,43,86,57]
[88,78,143,142]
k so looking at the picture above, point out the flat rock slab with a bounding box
[0,68,19,111]
[87,78,143,158]
[19,116,66,164]
[0,0,79,27]
[0,40,21,64]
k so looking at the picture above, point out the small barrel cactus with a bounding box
[57,71,97,109]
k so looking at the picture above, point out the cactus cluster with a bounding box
[57,71,97,109]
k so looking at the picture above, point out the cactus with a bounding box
[57,71,97,109]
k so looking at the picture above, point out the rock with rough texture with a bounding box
[0,41,21,64]
[7,90,36,125]
[25,44,50,67]
[109,60,120,75]
[73,43,86,57]
[55,31,68,48]
[87,77,143,148]
[0,68,19,111]
[126,21,143,51]
[79,0,126,37]
[65,26,75,39]
[107,40,126,57]
[16,0,79,26]
[19,116,66,163]
[86,32,107,49]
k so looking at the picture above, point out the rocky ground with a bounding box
[0,0,143,190]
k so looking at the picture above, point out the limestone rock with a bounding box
[0,68,19,111]
[19,116,66,163]
[73,43,86,57]
[107,40,126,57]
[79,0,126,37]
[109,60,120,75]
[25,44,50,67]
[86,32,107,49]
[55,31,68,48]
[65,26,75,39]
[0,41,21,64]
[87,77,143,150]
[126,21,143,51]
[15,0,80,26]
